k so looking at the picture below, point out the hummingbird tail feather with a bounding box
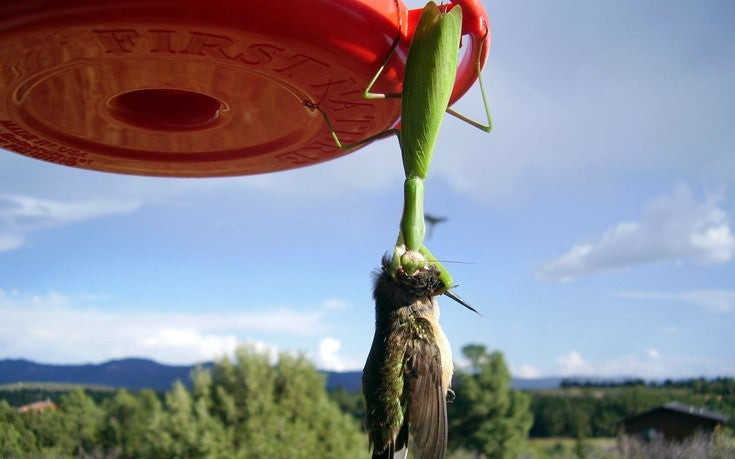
[395,420,409,457]
[371,446,391,459]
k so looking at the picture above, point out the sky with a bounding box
[1,0,734,380]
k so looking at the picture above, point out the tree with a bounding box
[48,388,104,456]
[449,345,533,458]
[0,400,40,456]
[100,389,165,457]
[205,346,368,458]
[328,386,365,425]
[155,379,230,458]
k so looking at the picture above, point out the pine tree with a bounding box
[56,388,104,456]
[100,389,164,457]
[449,345,533,458]
[0,400,40,456]
[156,379,230,457]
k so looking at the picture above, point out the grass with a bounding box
[524,434,735,458]
[526,437,617,459]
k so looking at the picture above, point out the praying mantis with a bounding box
[306,2,492,457]
[306,0,491,301]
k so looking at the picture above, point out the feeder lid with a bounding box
[0,0,489,177]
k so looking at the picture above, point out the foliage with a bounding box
[99,388,164,457]
[0,400,39,456]
[530,378,735,438]
[0,346,367,458]
[328,386,365,428]
[448,344,534,458]
[58,388,105,455]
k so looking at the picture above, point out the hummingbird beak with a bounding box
[443,290,481,316]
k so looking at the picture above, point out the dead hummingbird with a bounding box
[362,257,477,459]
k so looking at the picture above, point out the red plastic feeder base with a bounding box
[0,0,489,177]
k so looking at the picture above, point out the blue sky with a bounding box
[1,0,733,379]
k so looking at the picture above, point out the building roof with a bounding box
[659,402,729,423]
[621,401,729,441]
[622,401,730,427]
[17,399,57,414]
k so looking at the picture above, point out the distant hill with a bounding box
[323,370,362,391]
[512,377,566,390]
[0,358,566,392]
[0,358,203,391]
[323,372,568,392]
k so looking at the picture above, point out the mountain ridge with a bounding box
[0,358,569,392]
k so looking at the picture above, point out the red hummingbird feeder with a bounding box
[0,0,490,177]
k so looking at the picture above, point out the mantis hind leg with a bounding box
[445,40,492,132]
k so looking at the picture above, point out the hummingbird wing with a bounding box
[404,318,447,459]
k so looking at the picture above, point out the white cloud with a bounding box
[0,289,327,364]
[317,337,342,370]
[513,363,541,379]
[142,329,238,362]
[537,185,734,281]
[0,194,142,227]
[617,289,735,313]
[245,340,280,364]
[0,194,142,252]
[322,298,349,311]
[555,351,594,376]
[689,222,734,263]
[0,234,22,251]
[552,349,732,379]
[316,337,361,372]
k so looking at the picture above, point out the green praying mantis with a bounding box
[305,1,491,304]
[306,2,493,457]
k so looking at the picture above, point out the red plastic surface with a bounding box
[0,0,490,177]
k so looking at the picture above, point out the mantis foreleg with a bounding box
[400,177,425,251]
[394,176,426,276]
[304,101,398,151]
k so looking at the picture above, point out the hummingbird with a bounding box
[363,257,477,459]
